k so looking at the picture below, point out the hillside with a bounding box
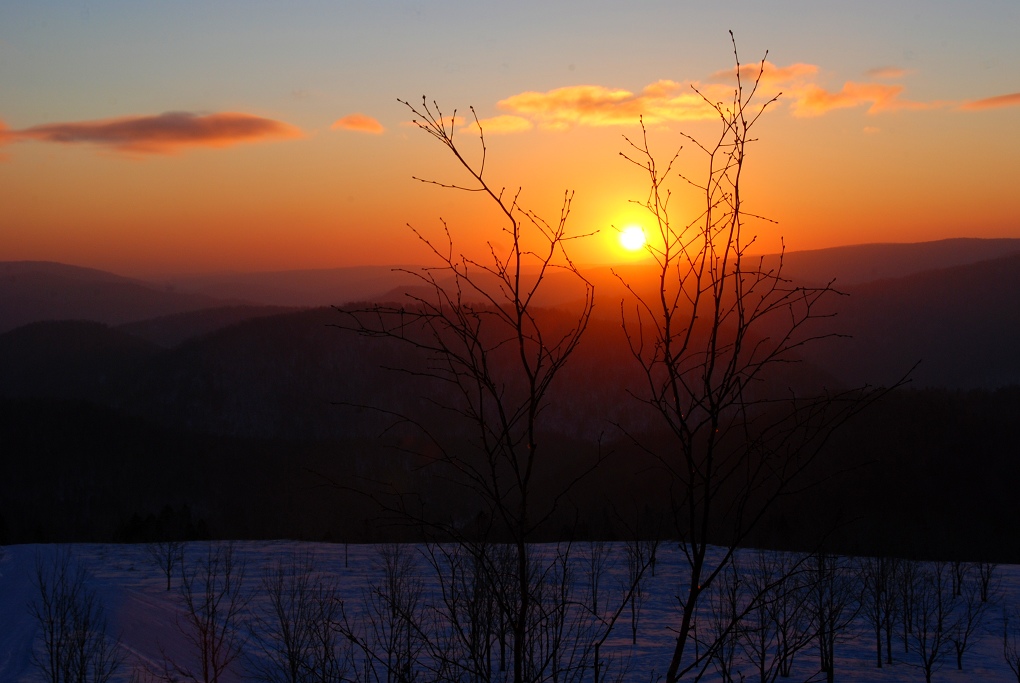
[117,304,299,348]
[794,252,1020,389]
[0,261,237,334]
[3,238,1020,552]
[760,237,1020,287]
[164,266,423,307]
[0,320,160,403]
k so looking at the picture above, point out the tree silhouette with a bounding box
[339,98,647,683]
[612,34,880,682]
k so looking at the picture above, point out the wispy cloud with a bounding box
[790,82,948,117]
[496,83,718,130]
[491,60,867,132]
[0,121,11,161]
[468,58,1002,134]
[710,61,820,91]
[2,111,301,154]
[959,92,1020,111]
[331,113,385,134]
[865,66,912,79]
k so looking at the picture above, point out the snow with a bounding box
[1,541,1018,682]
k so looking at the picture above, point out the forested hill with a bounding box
[0,261,234,333]
[3,240,1020,556]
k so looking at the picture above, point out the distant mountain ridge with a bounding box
[6,237,1020,331]
[3,237,1020,395]
[797,251,1020,389]
[765,237,1020,286]
[4,240,1020,552]
[1,246,1019,445]
[162,266,423,307]
[0,261,238,334]
[118,304,298,348]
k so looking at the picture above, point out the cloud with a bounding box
[492,61,825,132]
[497,83,720,129]
[866,66,912,79]
[461,115,533,135]
[959,92,1020,111]
[0,122,10,161]
[6,111,301,154]
[790,82,948,117]
[331,113,385,134]
[487,59,958,132]
[711,61,820,91]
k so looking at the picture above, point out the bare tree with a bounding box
[910,561,952,683]
[423,542,503,681]
[738,550,813,683]
[948,577,988,671]
[247,552,350,683]
[160,543,249,683]
[30,549,122,683]
[704,560,743,683]
[811,552,859,683]
[767,552,814,680]
[373,544,427,683]
[624,539,654,646]
[896,558,919,658]
[417,540,638,683]
[583,541,611,619]
[612,34,877,682]
[589,542,651,683]
[147,540,186,592]
[340,543,427,683]
[306,578,349,683]
[977,561,1000,604]
[1004,603,1020,682]
[338,92,637,683]
[950,560,970,598]
[856,555,899,668]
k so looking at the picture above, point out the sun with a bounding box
[619,225,646,251]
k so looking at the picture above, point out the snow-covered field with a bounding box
[1,541,1018,682]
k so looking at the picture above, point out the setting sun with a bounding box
[619,225,647,251]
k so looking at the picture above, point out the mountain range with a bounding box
[3,237,1020,555]
[4,237,1020,389]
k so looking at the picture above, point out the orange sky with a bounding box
[1,2,1018,276]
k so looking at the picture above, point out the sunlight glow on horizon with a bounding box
[0,2,1017,276]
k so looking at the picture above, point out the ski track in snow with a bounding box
[1,541,1018,682]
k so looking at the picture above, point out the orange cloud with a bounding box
[8,111,300,153]
[493,61,827,131]
[711,61,820,90]
[331,113,385,134]
[490,60,954,131]
[497,83,719,129]
[959,92,1020,111]
[791,82,948,117]
[0,121,9,161]
[866,66,912,79]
